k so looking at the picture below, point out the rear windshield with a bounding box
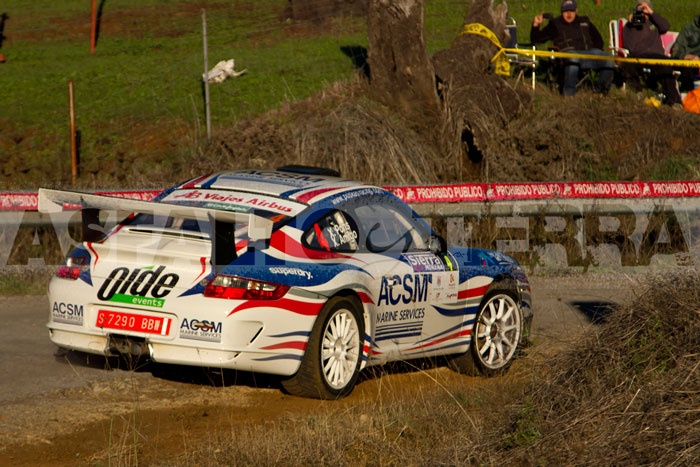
[123,213,254,243]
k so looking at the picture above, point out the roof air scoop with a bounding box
[276,165,340,177]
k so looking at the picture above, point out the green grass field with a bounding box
[1,1,366,156]
[1,0,698,186]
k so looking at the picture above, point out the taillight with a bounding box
[57,251,90,280]
[204,274,289,300]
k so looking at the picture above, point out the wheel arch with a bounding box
[330,288,371,369]
[484,274,519,302]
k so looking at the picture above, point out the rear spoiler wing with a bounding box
[38,188,274,269]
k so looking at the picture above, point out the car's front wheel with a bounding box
[282,296,364,399]
[449,289,523,377]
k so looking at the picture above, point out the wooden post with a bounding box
[202,8,211,139]
[90,0,97,54]
[68,80,78,187]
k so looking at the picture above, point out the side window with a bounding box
[303,210,359,252]
[352,201,429,253]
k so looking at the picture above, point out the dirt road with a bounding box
[0,273,635,465]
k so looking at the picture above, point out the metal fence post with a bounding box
[202,9,211,140]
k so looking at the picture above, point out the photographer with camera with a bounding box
[531,0,613,96]
[621,1,681,106]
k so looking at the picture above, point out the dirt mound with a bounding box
[3,77,700,190]
[502,272,700,464]
[191,79,448,186]
[492,90,700,182]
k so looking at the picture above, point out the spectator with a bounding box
[672,12,700,92]
[531,0,614,96]
[620,1,681,105]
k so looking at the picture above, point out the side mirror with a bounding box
[429,235,446,254]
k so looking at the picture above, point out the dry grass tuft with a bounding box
[500,272,700,465]
[184,78,448,187]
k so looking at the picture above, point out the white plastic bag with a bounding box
[203,59,247,84]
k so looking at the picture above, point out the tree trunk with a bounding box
[431,0,531,179]
[365,0,530,182]
[432,0,511,83]
[366,0,441,125]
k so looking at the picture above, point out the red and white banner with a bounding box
[4,182,700,211]
[0,193,40,211]
[387,181,700,203]
[0,190,161,211]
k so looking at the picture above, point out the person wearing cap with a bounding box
[531,0,614,96]
[621,1,682,106]
[672,12,700,93]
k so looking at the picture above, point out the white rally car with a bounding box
[41,167,532,399]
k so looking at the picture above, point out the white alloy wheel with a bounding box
[321,308,361,390]
[281,296,364,399]
[473,293,521,370]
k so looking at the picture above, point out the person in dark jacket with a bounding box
[672,12,700,92]
[621,1,681,105]
[531,0,614,96]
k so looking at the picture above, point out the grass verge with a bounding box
[0,268,53,295]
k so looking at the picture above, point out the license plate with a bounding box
[96,310,171,336]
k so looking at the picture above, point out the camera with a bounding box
[543,12,553,20]
[631,7,646,25]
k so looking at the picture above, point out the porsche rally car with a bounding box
[40,167,532,399]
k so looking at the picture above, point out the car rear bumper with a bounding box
[47,323,303,376]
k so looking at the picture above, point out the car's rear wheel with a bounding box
[449,289,523,377]
[282,296,364,399]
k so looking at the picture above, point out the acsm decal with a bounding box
[180,318,223,343]
[97,266,179,308]
[377,273,432,306]
[52,302,84,325]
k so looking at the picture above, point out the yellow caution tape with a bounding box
[458,23,511,76]
[503,47,700,67]
[458,23,700,76]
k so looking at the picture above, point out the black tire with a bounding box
[449,289,523,377]
[281,296,364,399]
